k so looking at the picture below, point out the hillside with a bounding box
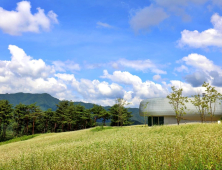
[0,93,143,124]
[0,124,222,169]
[0,93,60,111]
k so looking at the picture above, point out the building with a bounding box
[139,97,222,126]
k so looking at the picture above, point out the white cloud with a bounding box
[4,45,222,107]
[53,60,80,72]
[113,58,167,74]
[130,4,168,32]
[1,45,55,78]
[180,53,222,74]
[174,65,189,72]
[55,73,76,82]
[0,1,58,35]
[0,45,70,100]
[176,53,222,87]
[179,13,222,48]
[169,80,204,96]
[71,78,124,99]
[153,74,161,81]
[96,21,113,28]
[101,70,168,99]
[0,45,171,107]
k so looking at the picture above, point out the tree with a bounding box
[190,93,208,123]
[167,86,188,125]
[140,101,149,127]
[42,108,55,133]
[13,103,27,136]
[29,103,42,135]
[66,103,78,131]
[202,82,222,122]
[0,100,13,139]
[115,98,131,127]
[55,100,69,132]
[99,110,110,126]
[110,99,132,126]
[91,104,110,126]
[191,82,222,123]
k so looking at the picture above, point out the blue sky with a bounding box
[0,0,222,107]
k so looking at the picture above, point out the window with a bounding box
[148,117,152,126]
[147,116,164,126]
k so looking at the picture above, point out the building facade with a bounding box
[139,98,222,126]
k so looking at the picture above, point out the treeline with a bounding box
[0,99,132,140]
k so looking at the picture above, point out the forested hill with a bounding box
[0,93,143,124]
[0,93,59,111]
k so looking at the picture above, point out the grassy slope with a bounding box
[1,124,222,170]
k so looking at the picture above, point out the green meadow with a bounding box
[1,124,222,170]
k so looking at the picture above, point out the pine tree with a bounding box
[13,103,27,136]
[0,100,13,139]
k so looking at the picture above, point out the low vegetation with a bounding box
[1,123,222,169]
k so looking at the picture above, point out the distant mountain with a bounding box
[0,93,143,124]
[0,93,60,111]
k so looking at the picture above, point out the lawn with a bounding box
[1,124,222,169]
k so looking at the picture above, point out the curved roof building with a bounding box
[139,98,222,126]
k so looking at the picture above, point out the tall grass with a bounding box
[1,124,222,169]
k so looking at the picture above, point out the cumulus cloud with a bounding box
[174,65,189,73]
[180,53,222,74]
[0,45,68,99]
[130,4,168,32]
[0,1,58,35]
[169,80,205,97]
[4,45,222,107]
[185,71,209,87]
[209,71,222,87]
[1,45,55,78]
[53,60,81,72]
[178,13,222,48]
[0,45,173,107]
[176,53,222,87]
[54,73,76,82]
[112,58,167,74]
[101,70,168,99]
[153,74,161,81]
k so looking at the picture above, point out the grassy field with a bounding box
[1,124,222,169]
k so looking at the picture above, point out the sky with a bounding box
[0,0,222,107]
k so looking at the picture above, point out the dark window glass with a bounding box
[148,117,152,126]
[159,116,164,125]
[153,117,158,125]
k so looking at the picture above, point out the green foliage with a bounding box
[141,101,149,126]
[167,86,188,125]
[109,99,133,126]
[0,93,144,124]
[202,82,222,121]
[91,104,111,126]
[0,134,39,146]
[0,100,13,139]
[90,126,113,132]
[190,82,222,122]
[190,93,208,123]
